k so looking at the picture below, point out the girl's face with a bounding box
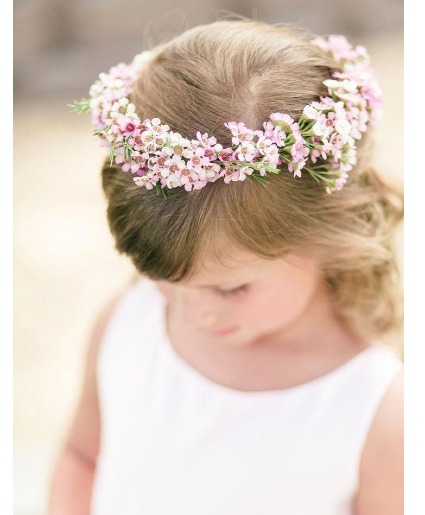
[155,251,325,348]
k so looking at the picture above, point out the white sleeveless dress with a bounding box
[90,276,403,515]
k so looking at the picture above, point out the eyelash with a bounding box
[216,285,249,297]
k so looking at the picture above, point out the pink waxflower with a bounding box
[302,105,320,120]
[290,140,309,162]
[196,131,217,148]
[312,35,360,64]
[236,141,258,162]
[270,112,295,125]
[224,121,255,145]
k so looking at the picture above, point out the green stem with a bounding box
[219,160,280,174]
[306,168,338,187]
[67,98,91,114]
[247,174,269,187]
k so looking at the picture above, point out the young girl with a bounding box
[49,18,404,515]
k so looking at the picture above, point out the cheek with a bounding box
[229,274,318,328]
[156,281,178,300]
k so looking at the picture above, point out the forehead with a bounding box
[185,251,274,288]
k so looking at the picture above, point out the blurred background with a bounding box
[14,1,403,513]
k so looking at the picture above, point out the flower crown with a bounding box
[69,35,382,199]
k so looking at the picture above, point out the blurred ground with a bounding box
[14,31,403,514]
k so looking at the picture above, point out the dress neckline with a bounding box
[147,277,381,398]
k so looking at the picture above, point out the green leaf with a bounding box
[155,183,169,199]
[124,144,132,162]
[67,98,91,114]
[109,149,116,167]
[250,173,269,187]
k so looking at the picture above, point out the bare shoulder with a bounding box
[64,275,140,466]
[355,369,404,515]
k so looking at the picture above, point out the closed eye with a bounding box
[216,284,249,296]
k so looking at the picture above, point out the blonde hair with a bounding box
[101,17,403,349]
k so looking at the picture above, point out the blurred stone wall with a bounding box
[14,0,403,100]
